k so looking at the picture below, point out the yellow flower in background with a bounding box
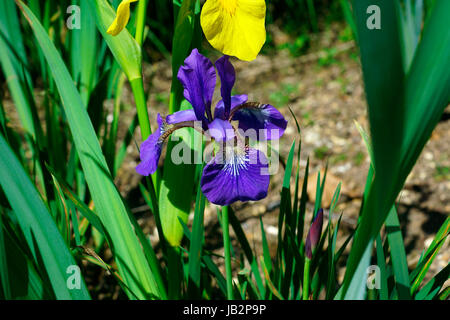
[200,0,266,61]
[107,0,138,36]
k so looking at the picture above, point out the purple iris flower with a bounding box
[136,49,288,206]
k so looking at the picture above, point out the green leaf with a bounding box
[385,206,411,299]
[342,0,450,298]
[47,167,106,237]
[410,217,449,294]
[296,157,310,246]
[0,134,90,299]
[71,0,98,104]
[400,0,450,182]
[1,220,50,299]
[88,0,141,81]
[260,218,272,277]
[344,3,406,296]
[188,181,206,293]
[279,140,296,297]
[229,207,265,298]
[375,235,389,300]
[414,263,449,300]
[16,0,160,299]
[397,0,423,71]
[0,212,11,299]
[340,0,358,41]
[0,0,36,138]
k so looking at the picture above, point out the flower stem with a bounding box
[106,72,126,174]
[222,206,234,300]
[135,0,147,47]
[303,257,311,300]
[129,77,151,140]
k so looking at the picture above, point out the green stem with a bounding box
[167,246,182,299]
[222,206,234,300]
[135,0,147,47]
[106,72,126,173]
[303,257,311,300]
[129,77,151,140]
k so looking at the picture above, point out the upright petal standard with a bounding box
[177,49,217,122]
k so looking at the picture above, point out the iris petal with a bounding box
[208,118,235,141]
[107,0,139,36]
[215,55,236,118]
[200,0,266,61]
[214,94,248,120]
[166,109,198,124]
[233,103,288,140]
[136,114,165,175]
[201,147,269,205]
[177,49,216,122]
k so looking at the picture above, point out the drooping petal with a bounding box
[215,55,236,118]
[232,103,288,140]
[177,49,217,122]
[136,114,165,176]
[107,0,139,36]
[214,94,248,120]
[166,109,198,124]
[305,209,324,259]
[200,0,266,61]
[207,118,235,141]
[201,147,269,205]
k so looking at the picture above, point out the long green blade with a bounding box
[0,134,90,299]
[386,206,411,299]
[16,0,159,299]
[342,0,450,299]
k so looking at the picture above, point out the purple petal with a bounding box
[136,114,165,176]
[215,56,235,118]
[207,118,235,141]
[233,103,288,140]
[214,94,248,120]
[166,109,197,124]
[177,49,216,122]
[305,209,324,259]
[201,148,269,206]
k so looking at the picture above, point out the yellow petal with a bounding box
[200,0,266,61]
[107,0,139,36]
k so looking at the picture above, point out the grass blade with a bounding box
[16,0,160,299]
[0,134,90,299]
[385,206,411,299]
[187,181,206,295]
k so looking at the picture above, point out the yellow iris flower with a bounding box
[107,0,138,36]
[107,0,266,61]
[200,0,266,61]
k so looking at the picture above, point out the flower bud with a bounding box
[305,208,324,259]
